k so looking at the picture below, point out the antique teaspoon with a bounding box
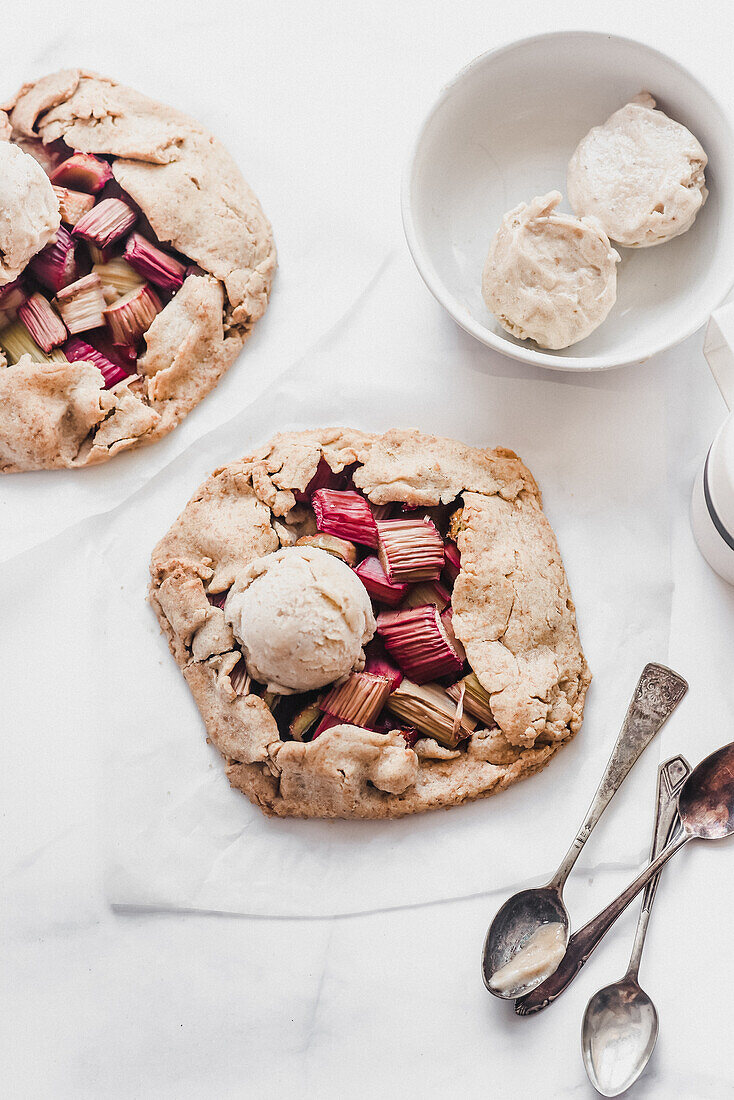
[482,664,688,999]
[516,755,690,1016]
[517,740,734,1016]
[581,755,690,1096]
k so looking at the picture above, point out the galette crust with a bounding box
[150,429,590,818]
[0,70,276,472]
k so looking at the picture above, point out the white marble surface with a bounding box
[3,1,734,1096]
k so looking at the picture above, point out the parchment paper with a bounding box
[98,255,675,916]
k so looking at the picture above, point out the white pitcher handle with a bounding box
[704,301,734,410]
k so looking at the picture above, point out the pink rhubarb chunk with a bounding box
[312,489,379,548]
[376,606,464,684]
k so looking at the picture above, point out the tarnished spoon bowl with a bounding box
[482,887,569,997]
[678,741,734,838]
[582,977,658,1096]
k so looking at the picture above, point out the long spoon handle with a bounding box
[516,830,691,1015]
[515,756,687,1014]
[549,664,688,891]
[626,754,691,977]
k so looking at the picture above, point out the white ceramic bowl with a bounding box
[403,32,734,371]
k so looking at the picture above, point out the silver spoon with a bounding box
[581,754,691,1097]
[516,755,691,1015]
[482,663,688,998]
[517,739,734,1019]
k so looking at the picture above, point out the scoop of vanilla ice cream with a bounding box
[225,546,376,694]
[0,141,61,285]
[567,93,708,247]
[482,191,619,349]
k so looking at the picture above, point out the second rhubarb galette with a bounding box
[150,429,591,819]
[0,69,275,472]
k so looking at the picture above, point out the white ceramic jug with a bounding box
[691,302,734,585]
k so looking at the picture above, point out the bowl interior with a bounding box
[406,33,734,369]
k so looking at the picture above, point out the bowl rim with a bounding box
[401,29,734,372]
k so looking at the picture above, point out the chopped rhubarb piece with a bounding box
[86,243,114,265]
[451,681,467,741]
[440,607,466,664]
[123,232,186,291]
[403,500,452,530]
[447,672,494,725]
[93,258,144,303]
[95,175,133,200]
[312,489,379,547]
[52,185,95,227]
[18,293,66,352]
[294,456,343,502]
[401,579,450,611]
[55,273,106,334]
[103,284,162,344]
[0,320,67,364]
[290,702,322,741]
[91,331,138,371]
[339,463,360,492]
[50,152,113,193]
[29,225,78,293]
[296,533,357,566]
[398,727,420,748]
[17,137,69,176]
[376,605,464,684]
[73,198,138,249]
[322,671,391,727]
[64,337,129,388]
[376,517,444,582]
[363,652,403,692]
[443,541,461,585]
[353,555,409,607]
[312,714,344,739]
[0,278,27,313]
[229,657,250,696]
[386,680,476,748]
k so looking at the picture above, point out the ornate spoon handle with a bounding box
[548,664,688,891]
[626,754,691,977]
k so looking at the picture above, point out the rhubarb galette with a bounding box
[0,70,275,472]
[150,429,590,820]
